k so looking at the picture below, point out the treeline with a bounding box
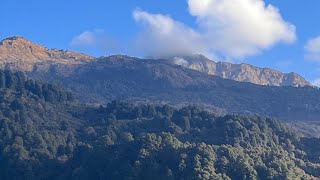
[0,70,72,102]
[0,69,320,179]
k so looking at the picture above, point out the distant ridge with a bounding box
[170,54,311,87]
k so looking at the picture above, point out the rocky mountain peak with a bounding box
[0,36,48,60]
[1,36,31,44]
[0,36,93,61]
[0,36,94,71]
[171,55,312,87]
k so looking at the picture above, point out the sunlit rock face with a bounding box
[0,36,93,72]
[171,54,311,87]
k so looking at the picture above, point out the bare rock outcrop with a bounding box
[0,36,94,72]
[172,55,311,87]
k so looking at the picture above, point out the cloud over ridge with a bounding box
[133,10,207,58]
[71,29,120,55]
[133,0,296,59]
[305,36,320,63]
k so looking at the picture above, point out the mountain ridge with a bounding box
[170,55,311,87]
[0,36,311,87]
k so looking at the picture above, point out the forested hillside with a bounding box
[0,69,320,179]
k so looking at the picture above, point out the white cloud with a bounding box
[173,57,190,67]
[311,78,320,87]
[133,0,296,59]
[305,36,320,63]
[71,29,119,54]
[133,10,207,58]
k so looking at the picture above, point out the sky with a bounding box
[1,0,320,85]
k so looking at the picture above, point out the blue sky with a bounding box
[1,0,320,84]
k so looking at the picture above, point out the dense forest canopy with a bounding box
[0,69,320,179]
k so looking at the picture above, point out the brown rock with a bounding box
[172,55,311,87]
[0,36,94,71]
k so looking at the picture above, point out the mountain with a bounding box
[170,54,311,87]
[1,37,320,179]
[0,70,319,179]
[0,36,310,87]
[1,37,320,122]
[0,36,93,72]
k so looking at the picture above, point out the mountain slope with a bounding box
[171,55,311,87]
[31,55,320,121]
[0,36,94,71]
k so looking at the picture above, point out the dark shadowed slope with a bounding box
[31,55,320,121]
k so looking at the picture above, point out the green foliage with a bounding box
[0,69,319,179]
